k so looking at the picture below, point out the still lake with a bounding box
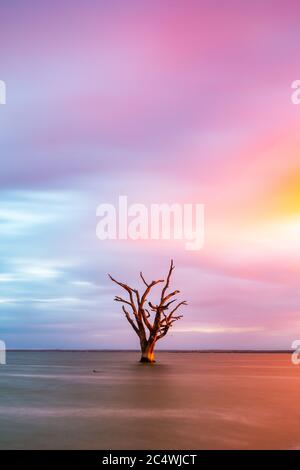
[0,351,299,449]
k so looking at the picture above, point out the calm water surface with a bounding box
[0,351,299,449]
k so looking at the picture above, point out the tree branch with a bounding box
[140,272,149,287]
[114,296,133,308]
[162,290,180,303]
[108,261,187,348]
[169,300,188,317]
[139,308,153,332]
[160,259,175,305]
[140,279,164,308]
[122,306,140,336]
[108,274,139,318]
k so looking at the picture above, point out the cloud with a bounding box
[18,265,62,280]
[0,190,73,236]
[1,1,300,349]
[0,274,15,282]
[0,298,16,304]
[71,280,96,288]
[173,326,264,334]
[0,297,81,305]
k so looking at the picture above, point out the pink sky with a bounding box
[0,0,300,349]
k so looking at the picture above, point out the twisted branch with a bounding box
[108,260,187,344]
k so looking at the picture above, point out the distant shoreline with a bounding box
[5,349,292,353]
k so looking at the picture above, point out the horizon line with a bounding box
[5,349,293,353]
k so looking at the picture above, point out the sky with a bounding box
[0,0,300,349]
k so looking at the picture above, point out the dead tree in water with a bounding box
[108,260,187,363]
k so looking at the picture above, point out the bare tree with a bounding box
[108,260,187,363]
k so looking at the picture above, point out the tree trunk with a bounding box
[140,340,156,363]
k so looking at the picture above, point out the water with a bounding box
[0,351,299,449]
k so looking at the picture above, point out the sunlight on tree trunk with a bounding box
[140,340,156,363]
[108,260,187,363]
